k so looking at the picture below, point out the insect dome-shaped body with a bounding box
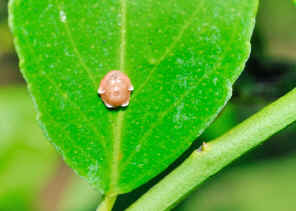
[98,70,134,108]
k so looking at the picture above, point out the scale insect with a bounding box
[98,70,134,108]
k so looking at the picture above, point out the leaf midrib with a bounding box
[109,0,127,195]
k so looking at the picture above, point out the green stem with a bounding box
[127,88,296,211]
[97,195,117,211]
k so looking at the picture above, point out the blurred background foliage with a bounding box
[0,0,295,210]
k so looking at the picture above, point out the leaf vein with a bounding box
[133,1,205,98]
[120,18,241,172]
[55,0,98,90]
[22,36,108,151]
[109,0,127,194]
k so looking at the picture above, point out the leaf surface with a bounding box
[9,0,258,195]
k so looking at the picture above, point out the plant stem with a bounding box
[127,88,296,211]
[97,195,117,211]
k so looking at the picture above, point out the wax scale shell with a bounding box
[98,71,134,108]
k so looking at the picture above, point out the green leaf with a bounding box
[9,0,258,196]
[127,88,296,211]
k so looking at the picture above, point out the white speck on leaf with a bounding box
[174,103,189,129]
[88,161,99,185]
[135,144,141,152]
[176,74,188,88]
[176,58,184,64]
[59,10,67,22]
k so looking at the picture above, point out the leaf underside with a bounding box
[9,0,258,195]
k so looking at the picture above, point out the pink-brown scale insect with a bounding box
[98,70,134,108]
